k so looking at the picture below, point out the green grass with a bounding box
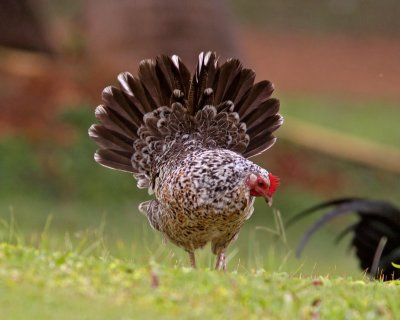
[0,194,365,278]
[1,243,399,319]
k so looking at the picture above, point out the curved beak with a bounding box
[264,194,273,207]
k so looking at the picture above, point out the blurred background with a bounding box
[1,0,399,276]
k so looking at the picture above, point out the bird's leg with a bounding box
[215,250,226,271]
[188,251,196,268]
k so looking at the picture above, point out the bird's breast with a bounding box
[156,149,254,217]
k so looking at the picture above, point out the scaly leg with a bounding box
[188,251,196,268]
[215,250,226,271]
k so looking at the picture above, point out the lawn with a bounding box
[1,243,399,320]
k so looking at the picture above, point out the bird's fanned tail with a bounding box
[89,52,283,190]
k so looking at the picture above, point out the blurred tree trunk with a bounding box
[0,0,53,53]
[84,0,238,71]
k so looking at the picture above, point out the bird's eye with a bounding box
[258,181,265,187]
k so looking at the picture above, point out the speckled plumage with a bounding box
[89,52,283,269]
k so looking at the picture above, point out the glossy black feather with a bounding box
[287,198,400,280]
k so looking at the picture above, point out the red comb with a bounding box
[268,173,280,195]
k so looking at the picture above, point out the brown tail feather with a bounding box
[188,51,218,114]
[89,125,133,152]
[102,85,144,128]
[242,98,280,128]
[243,137,277,158]
[94,149,135,173]
[94,105,139,140]
[213,59,242,104]
[231,69,256,105]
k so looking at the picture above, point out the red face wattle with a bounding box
[247,173,280,206]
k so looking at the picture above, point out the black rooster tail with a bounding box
[293,200,363,258]
[289,198,400,280]
[285,197,360,228]
[89,52,282,190]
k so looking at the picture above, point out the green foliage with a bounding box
[0,136,49,199]
[0,108,147,203]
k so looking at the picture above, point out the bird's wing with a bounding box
[138,199,162,231]
[89,52,282,190]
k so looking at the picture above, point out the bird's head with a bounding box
[246,172,280,206]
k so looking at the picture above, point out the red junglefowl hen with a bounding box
[89,52,283,270]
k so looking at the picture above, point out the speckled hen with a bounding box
[89,52,283,270]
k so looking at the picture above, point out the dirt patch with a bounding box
[239,28,400,101]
